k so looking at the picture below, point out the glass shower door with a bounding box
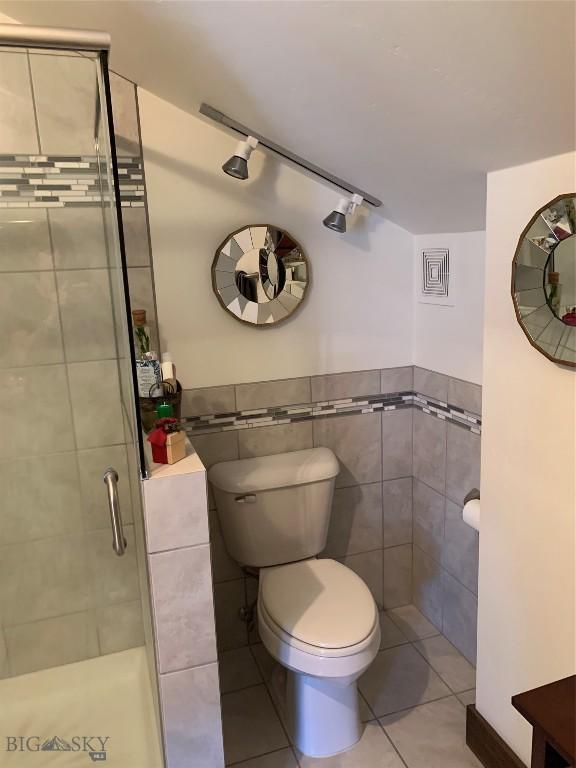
[0,44,162,767]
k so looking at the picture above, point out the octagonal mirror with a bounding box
[512,193,576,367]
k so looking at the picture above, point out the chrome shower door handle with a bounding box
[103,467,127,556]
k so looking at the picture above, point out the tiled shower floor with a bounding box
[219,605,482,768]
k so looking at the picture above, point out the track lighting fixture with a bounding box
[202,104,381,230]
[323,194,364,233]
[222,135,259,180]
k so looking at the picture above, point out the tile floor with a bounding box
[219,605,481,768]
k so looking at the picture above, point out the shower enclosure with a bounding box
[0,26,162,767]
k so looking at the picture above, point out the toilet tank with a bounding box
[208,447,339,568]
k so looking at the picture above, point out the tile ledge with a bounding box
[147,439,205,479]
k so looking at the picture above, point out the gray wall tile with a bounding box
[382,409,413,479]
[412,545,444,630]
[56,269,116,361]
[77,445,133,531]
[0,51,39,153]
[30,53,97,155]
[5,611,98,676]
[413,479,445,561]
[68,360,125,449]
[122,207,151,267]
[50,208,108,269]
[144,471,209,553]
[0,365,75,459]
[314,412,382,488]
[442,571,478,664]
[97,600,144,655]
[448,378,482,414]
[323,482,383,558]
[413,411,446,494]
[0,533,91,625]
[380,366,413,393]
[446,424,481,505]
[236,377,311,410]
[214,579,248,651]
[110,72,140,157]
[0,210,52,272]
[383,477,412,547]
[311,369,380,401]
[150,544,217,672]
[0,454,82,546]
[160,663,224,768]
[192,431,239,470]
[383,544,412,609]
[414,367,449,401]
[208,508,243,583]
[182,385,236,418]
[340,549,383,608]
[88,526,140,607]
[442,499,479,595]
[238,422,313,459]
[0,272,63,367]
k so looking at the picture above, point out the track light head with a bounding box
[222,135,259,180]
[323,194,363,234]
[323,209,347,233]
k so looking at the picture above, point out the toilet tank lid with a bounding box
[208,447,339,493]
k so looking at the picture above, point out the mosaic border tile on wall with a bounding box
[0,154,145,208]
[182,390,481,437]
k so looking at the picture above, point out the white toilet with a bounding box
[208,447,381,758]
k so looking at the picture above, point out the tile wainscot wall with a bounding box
[183,365,481,666]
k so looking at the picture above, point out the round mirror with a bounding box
[212,225,309,326]
[512,194,576,367]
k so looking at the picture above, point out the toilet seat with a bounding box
[260,558,377,650]
[261,558,376,650]
[258,559,381,678]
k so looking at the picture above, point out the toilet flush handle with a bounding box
[235,494,256,503]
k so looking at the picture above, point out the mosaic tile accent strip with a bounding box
[0,154,145,208]
[181,391,481,437]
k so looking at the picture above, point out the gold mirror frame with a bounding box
[212,224,309,327]
[512,193,576,368]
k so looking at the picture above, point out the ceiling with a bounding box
[2,1,574,233]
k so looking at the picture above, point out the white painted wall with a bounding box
[476,152,576,764]
[413,231,485,384]
[138,88,414,389]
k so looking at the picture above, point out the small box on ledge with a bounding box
[147,417,186,465]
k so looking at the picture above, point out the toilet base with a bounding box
[286,669,363,758]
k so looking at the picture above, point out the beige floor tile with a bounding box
[230,748,298,767]
[387,604,441,640]
[359,645,450,717]
[356,691,375,723]
[457,689,476,706]
[296,722,405,767]
[380,696,483,768]
[220,646,263,694]
[379,612,410,649]
[413,635,476,693]
[222,684,288,764]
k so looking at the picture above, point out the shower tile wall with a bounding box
[185,366,481,664]
[0,54,154,678]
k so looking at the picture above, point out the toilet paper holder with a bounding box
[463,488,480,505]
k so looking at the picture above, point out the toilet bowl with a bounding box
[257,558,381,757]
